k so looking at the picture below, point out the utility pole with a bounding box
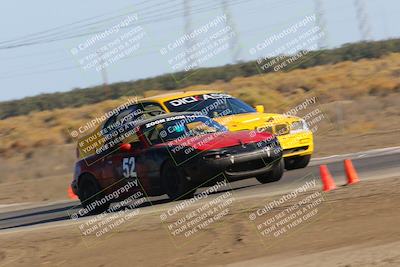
[354,0,372,41]
[314,0,328,49]
[222,0,241,62]
[96,50,110,98]
[183,0,195,70]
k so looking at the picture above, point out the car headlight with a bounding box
[290,119,309,133]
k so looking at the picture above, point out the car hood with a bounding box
[158,130,274,151]
[213,112,299,131]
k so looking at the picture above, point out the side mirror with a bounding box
[119,143,132,152]
[255,105,265,113]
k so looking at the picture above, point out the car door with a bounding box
[101,144,142,194]
[101,119,143,193]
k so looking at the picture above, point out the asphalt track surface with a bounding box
[0,147,399,231]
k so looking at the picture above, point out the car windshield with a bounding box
[142,115,227,145]
[102,102,165,133]
[164,93,256,118]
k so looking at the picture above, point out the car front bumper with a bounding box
[277,131,314,158]
[182,144,282,183]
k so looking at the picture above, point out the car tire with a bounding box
[256,159,284,184]
[284,155,311,170]
[161,161,194,200]
[78,174,109,214]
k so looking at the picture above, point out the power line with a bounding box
[2,0,297,79]
[0,0,208,48]
[1,0,329,79]
[0,65,78,80]
[0,0,258,50]
[0,0,161,46]
[4,0,292,62]
[1,15,329,80]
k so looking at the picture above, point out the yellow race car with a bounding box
[78,90,313,170]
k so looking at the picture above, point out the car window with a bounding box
[164,93,255,118]
[141,102,166,115]
[102,102,165,133]
[186,121,219,133]
[102,115,117,133]
[116,102,165,125]
[142,115,227,145]
[145,124,164,144]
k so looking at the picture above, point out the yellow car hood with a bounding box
[213,112,299,131]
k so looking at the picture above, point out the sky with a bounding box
[0,0,398,101]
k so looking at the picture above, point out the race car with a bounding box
[72,113,283,213]
[77,90,313,170]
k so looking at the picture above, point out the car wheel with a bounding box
[161,161,194,200]
[284,155,311,170]
[78,175,109,214]
[256,159,284,184]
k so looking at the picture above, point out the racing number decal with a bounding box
[122,157,137,178]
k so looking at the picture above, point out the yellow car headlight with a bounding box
[290,120,309,133]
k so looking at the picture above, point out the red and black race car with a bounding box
[71,113,283,213]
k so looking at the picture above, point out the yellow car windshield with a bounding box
[164,94,255,118]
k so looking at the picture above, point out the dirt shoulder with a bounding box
[0,177,399,267]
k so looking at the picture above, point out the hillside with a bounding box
[1,38,400,120]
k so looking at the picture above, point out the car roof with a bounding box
[140,90,221,103]
[135,112,205,127]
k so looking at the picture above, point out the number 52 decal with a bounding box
[122,157,137,178]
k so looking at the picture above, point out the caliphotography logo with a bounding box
[158,173,238,248]
[247,173,334,249]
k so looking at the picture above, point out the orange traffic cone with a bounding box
[344,159,360,185]
[319,165,337,192]
[68,185,78,200]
